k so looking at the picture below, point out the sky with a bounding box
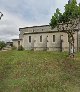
[0,0,80,41]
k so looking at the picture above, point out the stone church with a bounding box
[12,24,80,52]
[12,0,80,52]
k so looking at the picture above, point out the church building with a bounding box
[12,25,80,52]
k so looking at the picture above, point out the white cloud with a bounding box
[0,0,80,41]
[0,0,56,41]
[0,9,33,41]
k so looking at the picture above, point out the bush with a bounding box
[0,41,6,50]
[11,46,17,50]
[18,45,24,51]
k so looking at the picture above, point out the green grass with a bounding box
[0,51,80,92]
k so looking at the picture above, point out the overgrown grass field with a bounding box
[0,51,80,92]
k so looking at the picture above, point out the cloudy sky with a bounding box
[0,0,80,41]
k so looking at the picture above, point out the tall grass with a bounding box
[0,51,80,92]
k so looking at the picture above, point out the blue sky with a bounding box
[0,0,80,41]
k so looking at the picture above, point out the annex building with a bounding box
[12,25,80,52]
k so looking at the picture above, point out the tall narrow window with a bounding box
[29,36,31,42]
[53,35,55,42]
[18,41,20,46]
[40,35,42,42]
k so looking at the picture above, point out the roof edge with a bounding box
[19,25,50,31]
[12,39,22,41]
[23,29,79,35]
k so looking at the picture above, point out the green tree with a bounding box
[50,0,80,57]
[50,8,63,29]
[0,41,6,50]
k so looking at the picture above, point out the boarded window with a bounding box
[40,35,42,42]
[53,35,55,42]
[29,36,31,42]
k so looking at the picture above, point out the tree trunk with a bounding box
[69,42,71,55]
[69,42,74,57]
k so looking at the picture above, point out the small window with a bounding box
[29,36,31,42]
[40,35,42,42]
[53,35,55,42]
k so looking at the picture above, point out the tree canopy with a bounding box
[50,0,80,29]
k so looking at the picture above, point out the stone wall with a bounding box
[15,25,80,52]
[23,31,78,52]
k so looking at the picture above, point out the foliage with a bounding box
[50,0,80,56]
[50,0,80,28]
[0,41,6,50]
[18,45,24,51]
[50,8,63,29]
[0,51,80,92]
[11,46,17,50]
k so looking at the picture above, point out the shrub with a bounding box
[18,45,24,51]
[11,46,17,50]
[0,41,6,50]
